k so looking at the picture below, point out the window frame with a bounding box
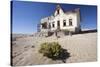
[57,9,59,15]
[52,22,55,28]
[63,20,66,27]
[69,19,73,26]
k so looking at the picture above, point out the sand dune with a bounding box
[11,32,97,66]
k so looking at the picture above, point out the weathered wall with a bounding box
[40,6,81,32]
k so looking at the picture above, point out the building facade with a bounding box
[38,5,81,36]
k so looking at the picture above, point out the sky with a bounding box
[11,1,97,34]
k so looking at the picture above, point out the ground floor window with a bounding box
[41,22,47,29]
[63,20,66,27]
[49,23,51,29]
[52,22,55,28]
[69,19,72,26]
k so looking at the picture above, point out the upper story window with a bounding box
[63,20,66,27]
[69,19,72,26]
[57,9,59,15]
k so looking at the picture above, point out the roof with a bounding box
[56,5,80,14]
[41,5,81,23]
[55,5,81,21]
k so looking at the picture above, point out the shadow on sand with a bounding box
[50,49,70,63]
[73,29,97,35]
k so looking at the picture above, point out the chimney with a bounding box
[56,5,61,10]
[74,8,80,12]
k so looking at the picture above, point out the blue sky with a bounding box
[11,1,97,34]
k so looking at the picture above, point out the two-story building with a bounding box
[38,5,81,37]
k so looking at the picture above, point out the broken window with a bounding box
[63,20,66,27]
[49,23,51,29]
[69,19,72,26]
[52,22,55,28]
[57,20,60,30]
[41,22,47,29]
[57,9,59,15]
[57,21,60,27]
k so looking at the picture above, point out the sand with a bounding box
[12,32,97,66]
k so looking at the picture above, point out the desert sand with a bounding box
[12,32,97,66]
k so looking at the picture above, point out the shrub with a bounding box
[39,42,62,59]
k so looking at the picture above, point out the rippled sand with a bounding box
[12,32,97,66]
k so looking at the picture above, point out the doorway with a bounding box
[57,20,60,30]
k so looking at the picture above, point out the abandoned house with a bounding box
[37,5,81,37]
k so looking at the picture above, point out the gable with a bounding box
[54,5,64,16]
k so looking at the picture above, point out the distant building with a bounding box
[38,5,81,37]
